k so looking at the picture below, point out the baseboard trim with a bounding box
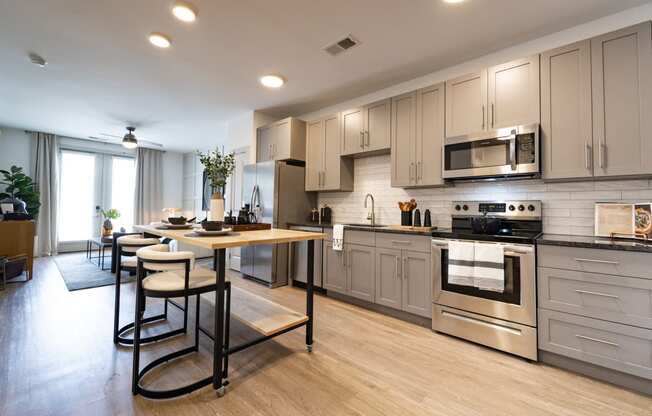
[539,351,652,396]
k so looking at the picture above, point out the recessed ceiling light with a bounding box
[172,2,197,22]
[149,32,171,48]
[443,0,466,3]
[260,75,285,88]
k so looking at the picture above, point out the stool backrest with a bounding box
[136,244,195,272]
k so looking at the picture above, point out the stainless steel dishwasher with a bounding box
[288,225,323,288]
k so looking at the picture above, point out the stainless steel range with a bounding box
[431,200,542,361]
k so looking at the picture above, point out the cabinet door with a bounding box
[401,251,431,318]
[416,83,445,186]
[273,119,291,160]
[347,244,375,302]
[305,119,323,191]
[487,55,540,129]
[592,22,652,177]
[323,241,347,294]
[322,113,342,190]
[391,91,416,187]
[341,108,364,156]
[541,41,593,180]
[445,70,487,137]
[257,125,274,162]
[375,248,402,309]
[364,99,391,152]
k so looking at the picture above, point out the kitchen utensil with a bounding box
[413,209,421,227]
[401,211,413,226]
[424,209,432,227]
[309,208,319,223]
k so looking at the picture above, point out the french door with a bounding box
[57,150,136,252]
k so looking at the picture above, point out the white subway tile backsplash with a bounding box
[317,154,652,236]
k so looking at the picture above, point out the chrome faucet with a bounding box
[364,193,375,226]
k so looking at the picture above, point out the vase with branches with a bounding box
[197,147,235,221]
[101,208,120,237]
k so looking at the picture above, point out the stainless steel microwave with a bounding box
[442,124,540,180]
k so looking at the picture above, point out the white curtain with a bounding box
[33,132,59,256]
[134,147,163,225]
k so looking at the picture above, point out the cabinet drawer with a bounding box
[538,267,652,329]
[538,245,652,279]
[344,229,375,246]
[375,233,430,253]
[538,309,652,380]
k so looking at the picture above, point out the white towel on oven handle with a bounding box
[447,240,475,287]
[474,242,505,292]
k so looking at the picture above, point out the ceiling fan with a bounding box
[88,126,163,149]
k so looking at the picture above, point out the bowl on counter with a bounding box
[202,221,223,231]
[168,216,188,225]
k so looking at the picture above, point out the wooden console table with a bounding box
[0,220,35,279]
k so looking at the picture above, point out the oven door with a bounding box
[431,239,536,327]
[442,124,539,179]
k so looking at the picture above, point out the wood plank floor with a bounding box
[0,256,650,416]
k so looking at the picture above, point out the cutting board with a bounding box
[386,225,436,233]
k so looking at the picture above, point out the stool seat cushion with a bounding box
[117,236,160,253]
[136,244,194,271]
[142,267,225,292]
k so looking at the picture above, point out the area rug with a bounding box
[54,252,135,291]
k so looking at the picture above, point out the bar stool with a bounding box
[131,245,231,399]
[114,235,184,345]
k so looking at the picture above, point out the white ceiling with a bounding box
[0,0,649,151]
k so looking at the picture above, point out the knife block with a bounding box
[401,211,413,226]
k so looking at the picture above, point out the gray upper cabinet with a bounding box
[541,40,593,180]
[305,114,353,192]
[445,71,487,138]
[591,22,652,177]
[364,99,391,152]
[341,107,364,156]
[347,244,375,302]
[342,99,391,156]
[324,241,347,294]
[256,117,306,162]
[391,91,417,187]
[487,55,540,130]
[416,83,445,187]
[375,248,402,309]
[401,251,431,318]
[391,83,445,188]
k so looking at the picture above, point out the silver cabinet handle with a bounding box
[573,258,619,265]
[403,257,407,279]
[509,138,517,171]
[417,161,422,181]
[575,289,619,300]
[392,240,411,245]
[584,142,592,170]
[395,256,399,279]
[599,142,606,168]
[365,131,370,146]
[576,334,619,348]
[409,163,414,182]
[481,105,485,129]
[360,131,364,148]
[342,248,346,267]
[491,103,495,128]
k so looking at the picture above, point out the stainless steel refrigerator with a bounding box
[241,160,316,287]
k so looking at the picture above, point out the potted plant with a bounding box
[0,165,40,218]
[101,208,120,237]
[196,147,235,221]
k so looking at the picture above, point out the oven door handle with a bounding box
[504,250,530,256]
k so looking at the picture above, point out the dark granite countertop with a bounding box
[286,222,435,236]
[536,233,652,253]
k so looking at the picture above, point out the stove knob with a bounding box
[518,204,525,211]
[508,205,516,211]
[462,204,469,211]
[528,204,536,212]
[454,204,461,211]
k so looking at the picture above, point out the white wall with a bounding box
[299,3,652,121]
[162,151,183,211]
[0,127,33,187]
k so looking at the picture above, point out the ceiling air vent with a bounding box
[28,52,47,67]
[323,35,359,56]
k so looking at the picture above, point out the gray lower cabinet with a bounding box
[375,248,402,309]
[323,241,347,294]
[347,244,375,302]
[537,243,652,381]
[401,251,431,317]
